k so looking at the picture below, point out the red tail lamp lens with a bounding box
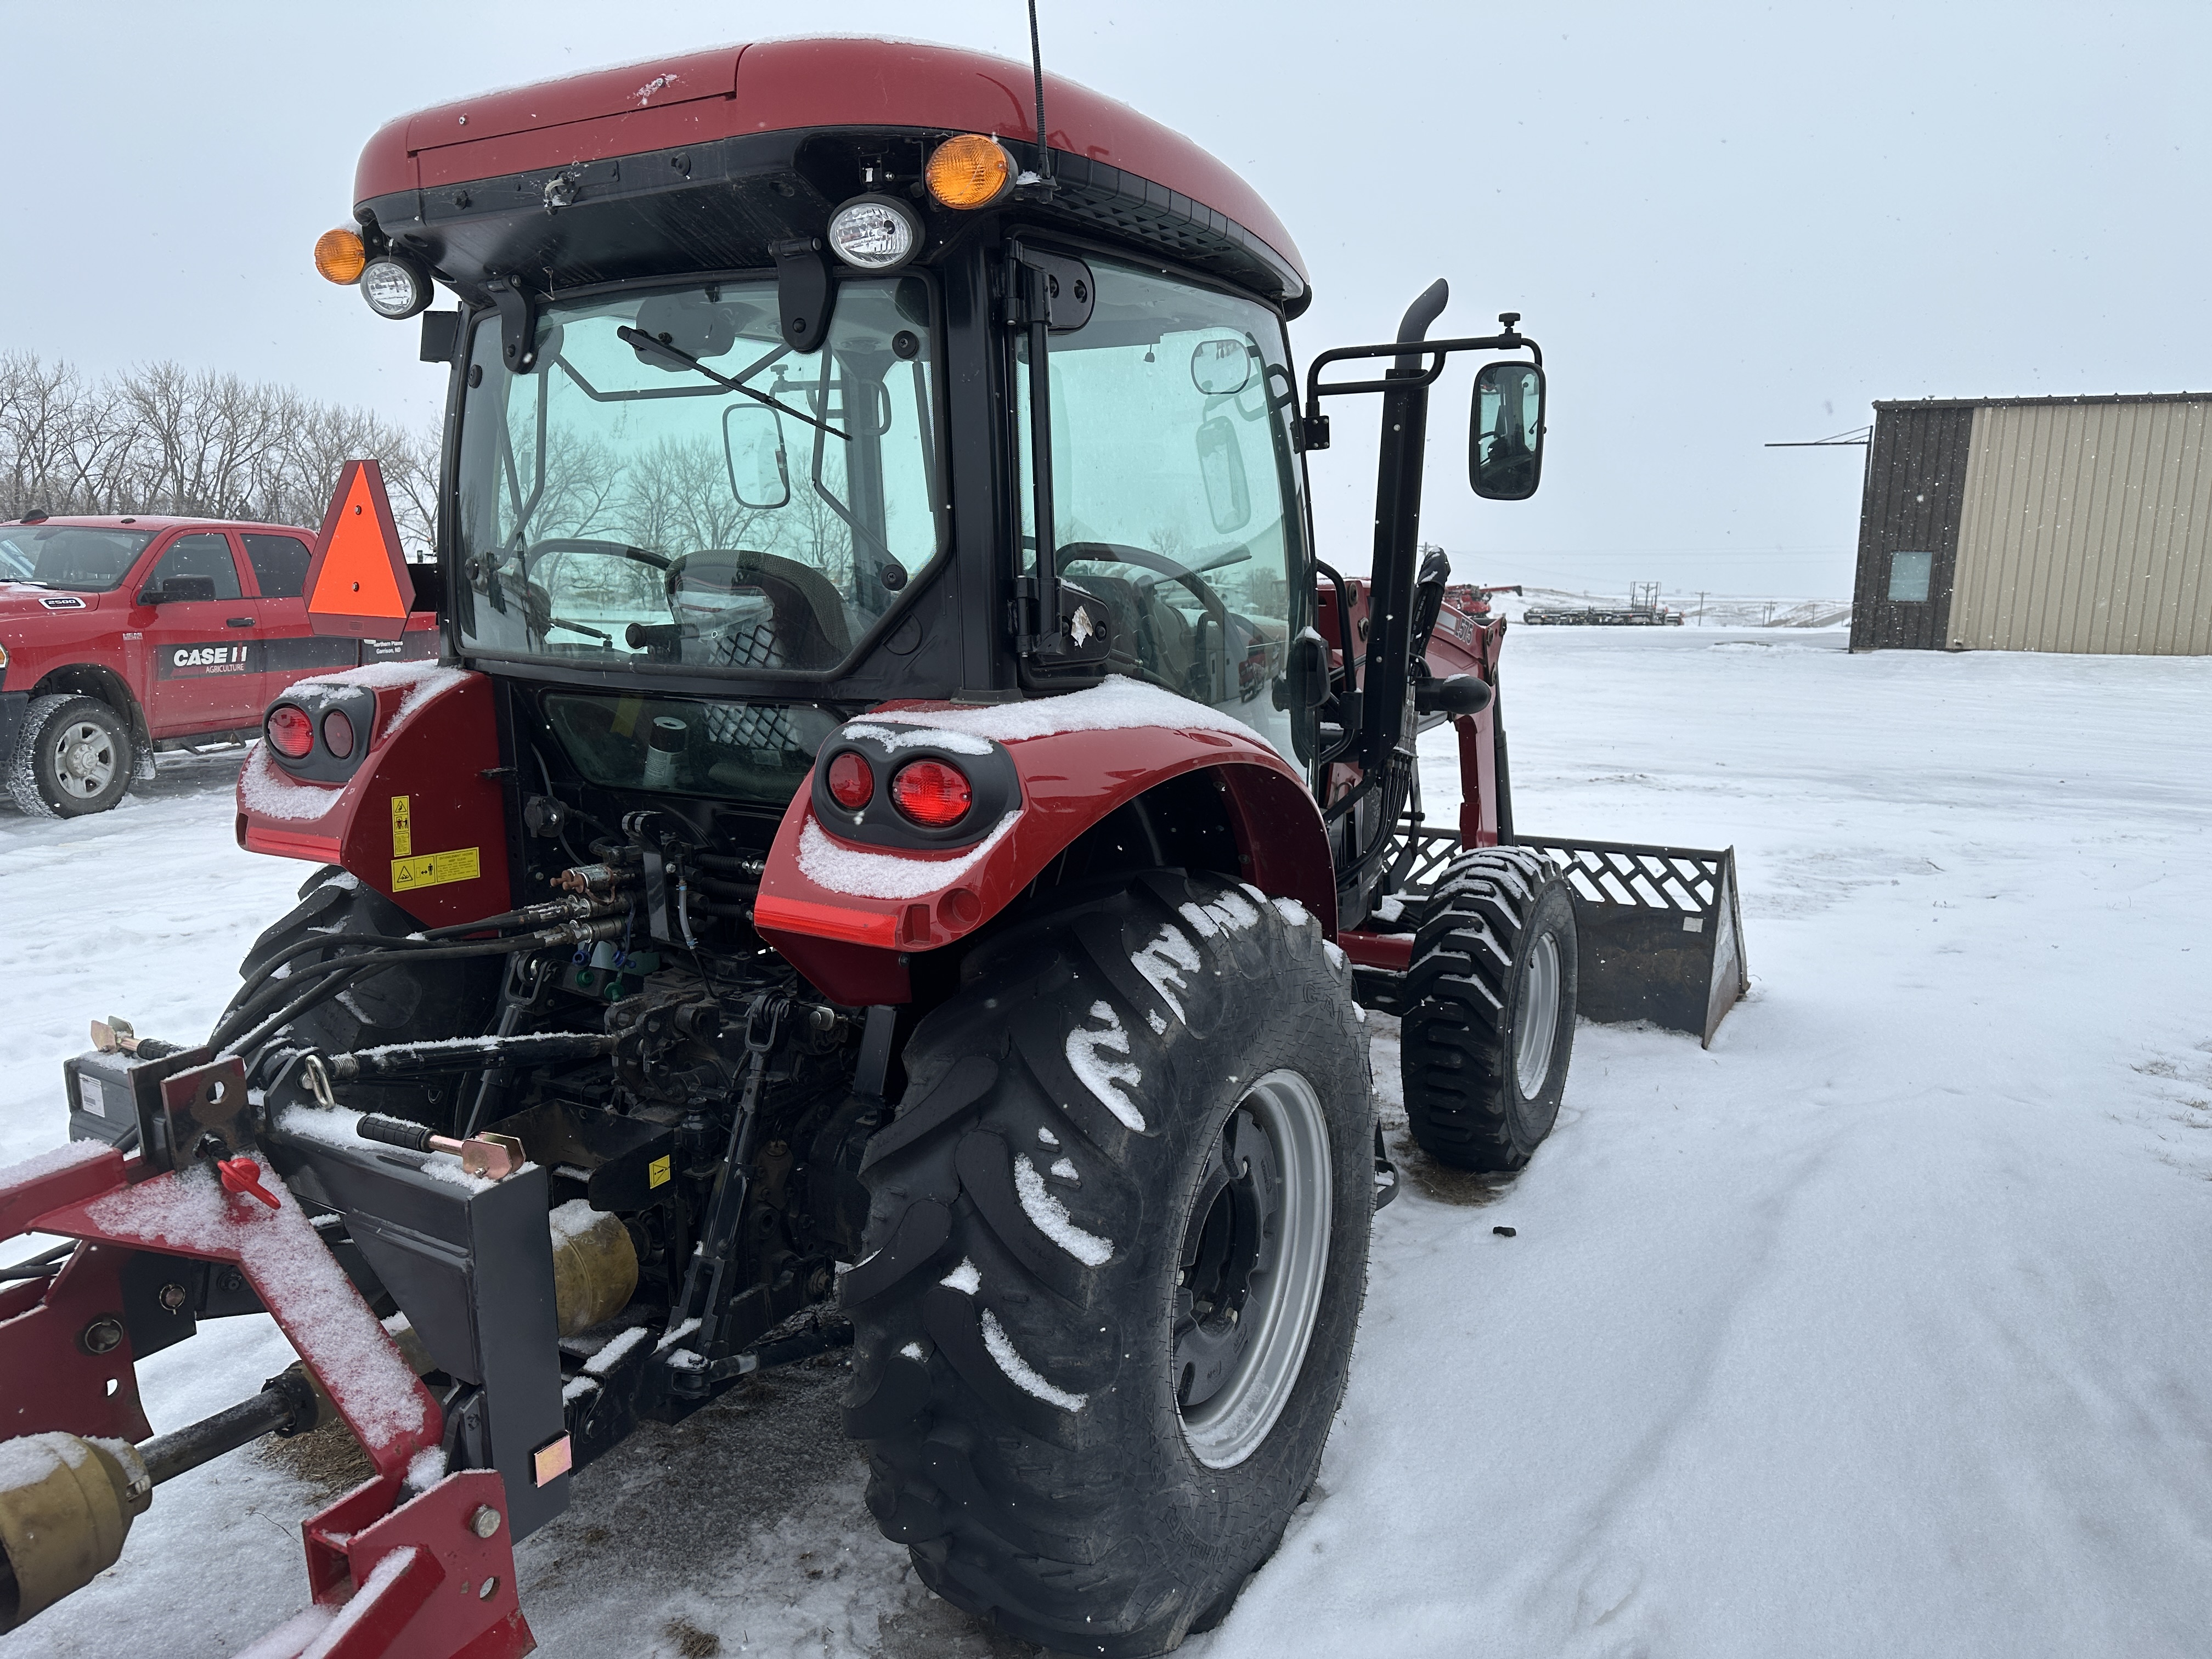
[266,704,314,759]
[826,750,875,809]
[890,760,973,827]
[320,709,356,760]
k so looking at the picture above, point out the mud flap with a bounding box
[1511,836,1748,1046]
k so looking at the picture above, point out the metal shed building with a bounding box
[1849,393,2212,653]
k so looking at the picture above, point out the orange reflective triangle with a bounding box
[304,459,415,637]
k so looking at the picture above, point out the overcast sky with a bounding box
[7,2,2205,599]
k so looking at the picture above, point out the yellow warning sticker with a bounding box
[391,848,481,891]
[390,795,413,857]
[647,1154,672,1190]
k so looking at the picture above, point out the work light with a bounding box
[359,255,432,320]
[827,195,923,271]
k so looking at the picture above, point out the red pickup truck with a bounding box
[0,515,437,816]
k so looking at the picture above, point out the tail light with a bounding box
[265,704,314,759]
[890,760,972,827]
[320,709,356,760]
[826,750,874,809]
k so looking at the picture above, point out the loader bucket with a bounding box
[1511,836,1748,1047]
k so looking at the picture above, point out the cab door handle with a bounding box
[226,617,256,627]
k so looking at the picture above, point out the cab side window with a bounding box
[242,533,313,599]
[148,533,244,601]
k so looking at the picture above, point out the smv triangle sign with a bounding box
[304,458,415,638]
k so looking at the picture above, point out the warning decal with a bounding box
[391,848,482,892]
[390,795,412,857]
[648,1155,672,1189]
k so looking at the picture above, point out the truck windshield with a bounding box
[1015,257,1310,764]
[453,276,941,677]
[0,527,156,591]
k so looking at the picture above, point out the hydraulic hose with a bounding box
[218,920,626,1060]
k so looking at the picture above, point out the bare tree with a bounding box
[0,352,439,556]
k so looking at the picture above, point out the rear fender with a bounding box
[235,665,510,928]
[754,703,1333,1006]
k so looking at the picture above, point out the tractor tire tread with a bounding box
[846,872,1371,1657]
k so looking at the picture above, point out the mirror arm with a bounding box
[1299,327,1542,446]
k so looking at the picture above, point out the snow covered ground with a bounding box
[5,626,2212,1657]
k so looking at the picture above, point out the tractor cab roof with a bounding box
[352,37,1308,314]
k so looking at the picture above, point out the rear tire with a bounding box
[7,694,132,817]
[843,871,1372,1656]
[1401,847,1579,1171]
[225,866,498,1124]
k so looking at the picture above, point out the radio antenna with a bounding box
[1023,0,1056,194]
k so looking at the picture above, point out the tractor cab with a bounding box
[319,36,1543,938]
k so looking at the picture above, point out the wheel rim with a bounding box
[51,721,117,799]
[1514,929,1561,1091]
[1175,1069,1333,1470]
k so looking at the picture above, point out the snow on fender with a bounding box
[235,664,511,930]
[751,677,1335,1006]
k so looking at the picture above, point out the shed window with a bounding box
[1887,550,1933,603]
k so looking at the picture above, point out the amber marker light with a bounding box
[925,134,1016,210]
[314,228,366,285]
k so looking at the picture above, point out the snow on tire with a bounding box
[6,693,133,817]
[843,870,1372,1656]
[1400,845,1579,1172]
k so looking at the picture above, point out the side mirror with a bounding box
[1190,337,1255,397]
[1414,672,1494,718]
[1274,627,1331,711]
[723,402,792,510]
[137,575,218,606]
[1471,360,1545,500]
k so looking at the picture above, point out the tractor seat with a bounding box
[664,550,851,673]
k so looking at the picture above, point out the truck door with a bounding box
[241,530,357,707]
[134,531,262,731]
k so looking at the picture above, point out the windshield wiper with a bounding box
[614,328,847,441]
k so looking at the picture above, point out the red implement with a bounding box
[0,1143,534,1658]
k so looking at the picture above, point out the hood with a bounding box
[0,583,98,617]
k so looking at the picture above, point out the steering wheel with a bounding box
[1057,539,1233,630]
[1055,540,1238,699]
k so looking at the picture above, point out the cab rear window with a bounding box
[544,692,840,805]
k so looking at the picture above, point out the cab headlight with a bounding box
[827,194,924,272]
[359,255,432,320]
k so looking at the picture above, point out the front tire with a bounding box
[6,694,133,817]
[1401,847,1579,1171]
[843,871,1372,1655]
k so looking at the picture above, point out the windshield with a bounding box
[0,527,155,592]
[1016,258,1310,763]
[454,276,941,678]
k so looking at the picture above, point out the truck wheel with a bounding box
[1400,847,1579,1172]
[223,867,498,1123]
[5,694,133,817]
[844,871,1372,1656]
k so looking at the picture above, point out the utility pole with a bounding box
[1697,591,1706,627]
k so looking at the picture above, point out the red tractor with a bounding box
[0,37,1744,1657]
